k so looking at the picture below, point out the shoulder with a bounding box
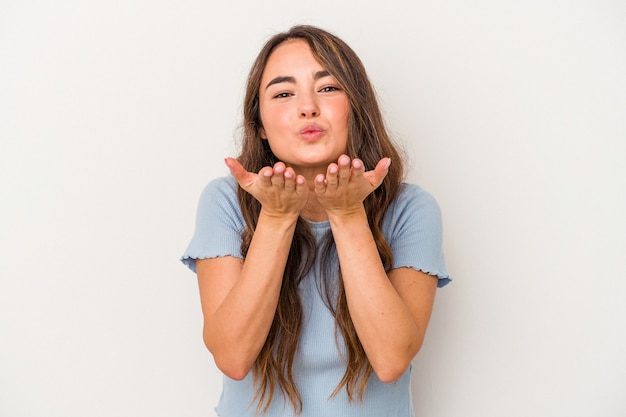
[381,182,444,243]
[387,182,442,220]
[195,175,244,228]
[181,176,244,271]
[383,182,451,285]
[199,175,238,200]
[197,176,240,211]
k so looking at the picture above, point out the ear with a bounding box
[259,127,267,139]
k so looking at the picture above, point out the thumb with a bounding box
[225,157,255,189]
[368,157,391,188]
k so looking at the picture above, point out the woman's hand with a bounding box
[314,154,391,217]
[225,157,309,219]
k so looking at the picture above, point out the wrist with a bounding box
[258,208,300,229]
[326,205,368,227]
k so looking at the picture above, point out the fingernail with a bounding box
[383,158,392,170]
[329,165,338,174]
[353,159,362,169]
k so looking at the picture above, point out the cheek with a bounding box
[335,99,351,127]
[259,105,288,134]
[339,106,351,134]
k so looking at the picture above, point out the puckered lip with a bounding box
[299,124,324,135]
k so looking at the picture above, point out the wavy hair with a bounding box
[235,25,405,414]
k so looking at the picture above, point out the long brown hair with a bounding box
[235,25,405,414]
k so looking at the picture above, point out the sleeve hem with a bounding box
[180,253,244,273]
[393,264,452,288]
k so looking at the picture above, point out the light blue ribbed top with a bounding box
[181,175,451,417]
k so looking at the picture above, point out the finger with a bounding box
[376,157,392,175]
[351,158,365,179]
[364,157,391,188]
[225,157,256,189]
[295,175,307,195]
[258,166,274,186]
[271,162,286,188]
[314,173,326,194]
[326,163,339,187]
[337,154,351,183]
[283,166,296,191]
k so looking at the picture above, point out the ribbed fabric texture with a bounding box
[180,175,451,417]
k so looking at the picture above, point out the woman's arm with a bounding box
[196,159,308,380]
[327,209,437,382]
[316,155,438,383]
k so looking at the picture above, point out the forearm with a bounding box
[328,208,421,381]
[203,211,298,378]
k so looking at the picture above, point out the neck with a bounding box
[300,195,328,222]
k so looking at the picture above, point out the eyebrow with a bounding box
[264,70,331,90]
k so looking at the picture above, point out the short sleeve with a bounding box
[180,176,245,273]
[383,183,452,288]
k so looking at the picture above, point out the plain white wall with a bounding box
[1,0,625,416]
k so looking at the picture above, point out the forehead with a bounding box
[262,39,323,77]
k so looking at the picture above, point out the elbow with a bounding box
[210,345,253,380]
[371,352,413,382]
[215,359,252,381]
[372,342,424,383]
[374,363,411,383]
[203,335,252,380]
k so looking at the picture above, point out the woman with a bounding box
[181,24,451,416]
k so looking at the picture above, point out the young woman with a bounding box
[181,25,451,417]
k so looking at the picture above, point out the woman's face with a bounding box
[258,39,350,176]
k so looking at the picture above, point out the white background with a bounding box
[1,1,625,416]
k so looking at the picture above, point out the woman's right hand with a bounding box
[201,160,308,379]
[225,157,309,219]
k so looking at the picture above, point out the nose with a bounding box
[298,93,319,118]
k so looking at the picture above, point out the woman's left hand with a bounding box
[314,154,391,217]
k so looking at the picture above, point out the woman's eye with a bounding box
[273,92,293,99]
[319,85,340,93]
